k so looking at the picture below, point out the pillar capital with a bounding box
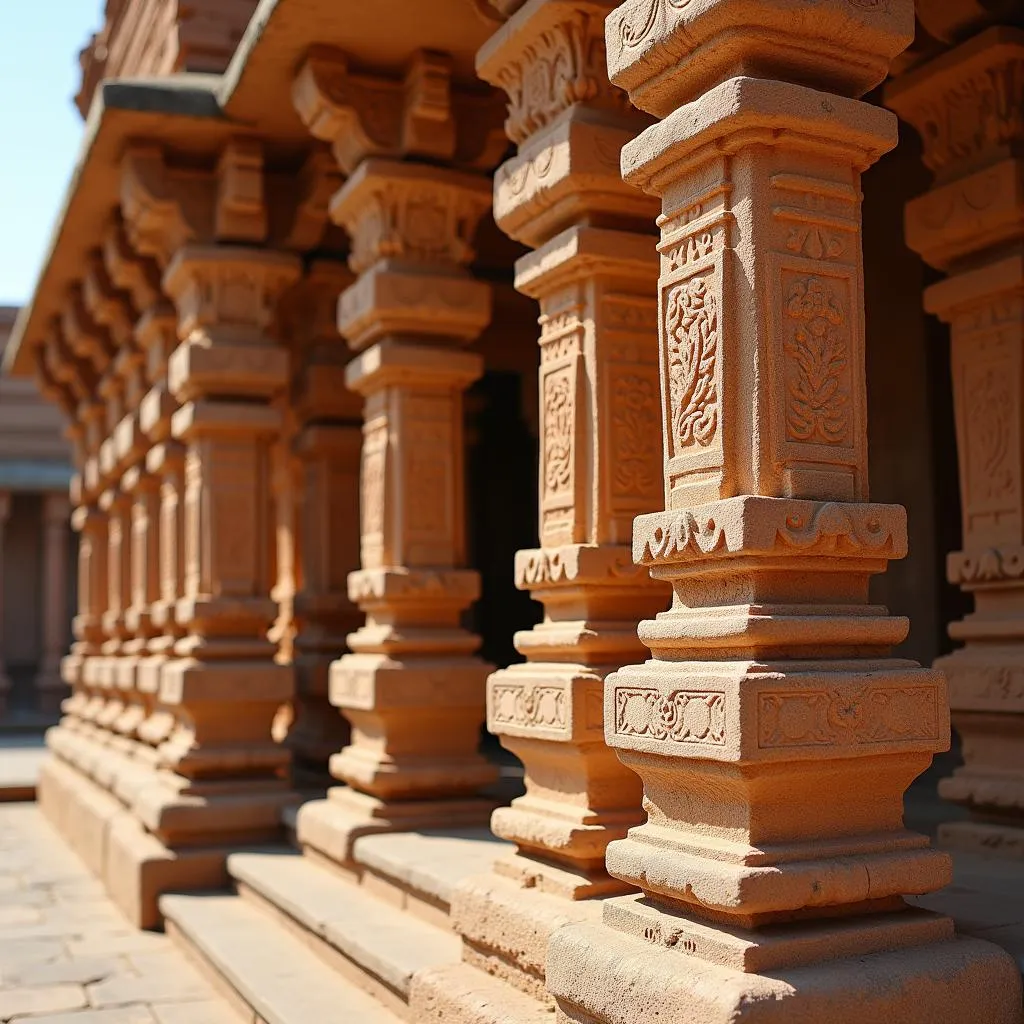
[604,0,913,117]
[477,0,656,247]
[331,159,494,349]
[164,246,301,406]
[477,0,635,147]
[886,26,1024,187]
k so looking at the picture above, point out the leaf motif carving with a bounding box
[783,277,850,445]
[665,275,718,452]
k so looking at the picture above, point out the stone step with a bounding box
[411,962,556,1024]
[161,891,403,1024]
[228,847,461,1003]
[352,826,510,915]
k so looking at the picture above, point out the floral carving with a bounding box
[965,364,1014,507]
[616,0,695,50]
[666,231,715,271]
[615,688,726,745]
[783,276,850,445]
[665,275,718,452]
[758,686,940,748]
[360,430,386,542]
[495,12,628,146]
[635,500,904,565]
[948,547,1024,584]
[491,684,567,730]
[543,372,574,496]
[611,374,659,499]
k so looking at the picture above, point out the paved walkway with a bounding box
[0,803,238,1023]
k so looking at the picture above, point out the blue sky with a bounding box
[0,1,103,306]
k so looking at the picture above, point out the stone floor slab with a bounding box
[0,805,239,1024]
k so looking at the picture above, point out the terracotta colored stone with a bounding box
[544,2,1023,1022]
[414,1,670,1015]
[292,49,505,862]
[887,19,1024,862]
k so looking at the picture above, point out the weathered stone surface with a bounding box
[543,1,1023,1022]
[160,891,402,1024]
[0,804,235,1022]
[228,849,460,996]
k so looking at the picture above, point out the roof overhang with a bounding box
[3,76,227,377]
[4,0,504,378]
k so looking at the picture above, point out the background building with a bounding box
[0,307,74,723]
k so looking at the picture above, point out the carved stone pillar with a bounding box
[0,491,12,717]
[96,485,131,733]
[543,3,1022,1022]
[36,493,71,716]
[275,261,360,785]
[67,494,108,731]
[413,2,667,1014]
[299,159,499,859]
[292,50,508,861]
[137,306,187,757]
[131,244,301,844]
[887,18,1024,860]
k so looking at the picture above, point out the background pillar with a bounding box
[36,492,71,716]
[887,16,1024,860]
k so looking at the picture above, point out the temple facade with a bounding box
[4,0,1023,1020]
[0,308,74,723]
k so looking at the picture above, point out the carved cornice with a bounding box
[102,222,163,315]
[60,288,115,375]
[292,46,506,176]
[632,497,908,567]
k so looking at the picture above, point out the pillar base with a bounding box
[940,820,1024,860]
[450,871,603,1005]
[296,785,495,866]
[547,915,1022,1024]
[38,755,231,929]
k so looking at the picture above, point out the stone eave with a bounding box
[3,74,228,379]
[217,0,504,141]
